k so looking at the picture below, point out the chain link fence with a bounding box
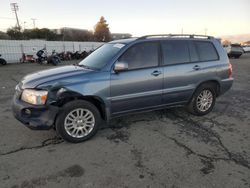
[0,40,104,63]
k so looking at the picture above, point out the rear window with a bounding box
[231,44,241,47]
[161,40,190,65]
[194,41,219,61]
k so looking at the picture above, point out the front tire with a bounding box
[56,100,101,143]
[187,83,216,116]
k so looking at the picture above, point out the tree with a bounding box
[244,41,250,45]
[94,16,111,42]
[23,28,60,40]
[7,26,23,39]
[61,28,94,41]
[222,40,231,46]
[0,31,10,39]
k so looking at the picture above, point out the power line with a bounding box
[0,17,16,20]
[10,3,21,30]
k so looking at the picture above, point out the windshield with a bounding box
[79,43,125,69]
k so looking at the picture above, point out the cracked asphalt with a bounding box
[0,54,250,188]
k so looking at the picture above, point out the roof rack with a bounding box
[137,34,214,40]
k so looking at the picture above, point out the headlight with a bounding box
[21,89,48,105]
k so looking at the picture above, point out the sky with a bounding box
[0,0,249,37]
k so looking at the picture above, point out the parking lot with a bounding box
[0,54,249,188]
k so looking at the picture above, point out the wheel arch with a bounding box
[198,80,220,96]
[51,89,107,121]
[189,80,221,103]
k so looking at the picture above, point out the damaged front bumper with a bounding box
[12,94,59,130]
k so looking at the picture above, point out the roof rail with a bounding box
[137,34,214,40]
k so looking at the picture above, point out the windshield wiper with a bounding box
[76,64,96,70]
[78,64,91,69]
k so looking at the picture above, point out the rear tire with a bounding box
[55,100,101,143]
[187,83,216,116]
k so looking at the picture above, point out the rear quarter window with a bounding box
[194,41,219,61]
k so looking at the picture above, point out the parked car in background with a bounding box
[223,44,244,58]
[12,34,233,143]
[0,54,7,65]
[242,45,250,53]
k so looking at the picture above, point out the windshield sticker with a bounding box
[113,43,125,49]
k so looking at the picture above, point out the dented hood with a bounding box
[20,65,93,89]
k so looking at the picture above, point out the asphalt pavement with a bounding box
[0,54,249,188]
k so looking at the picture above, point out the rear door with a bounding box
[110,42,163,115]
[161,39,219,104]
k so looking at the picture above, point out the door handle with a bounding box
[193,65,201,70]
[151,70,162,76]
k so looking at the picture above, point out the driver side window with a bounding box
[119,42,158,70]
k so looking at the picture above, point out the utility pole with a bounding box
[63,27,65,41]
[10,3,20,30]
[181,28,183,35]
[31,18,37,28]
[23,21,26,30]
[205,28,208,36]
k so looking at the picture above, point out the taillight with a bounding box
[228,63,233,78]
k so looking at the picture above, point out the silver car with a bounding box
[224,44,244,58]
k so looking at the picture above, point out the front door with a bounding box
[110,42,163,115]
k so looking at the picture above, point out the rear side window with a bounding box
[119,42,158,70]
[194,41,219,61]
[161,40,190,65]
[188,41,199,62]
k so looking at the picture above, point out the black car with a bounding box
[0,54,7,65]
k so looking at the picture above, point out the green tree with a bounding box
[94,16,111,42]
[23,28,60,41]
[61,28,94,41]
[222,40,231,46]
[0,31,10,39]
[6,26,23,39]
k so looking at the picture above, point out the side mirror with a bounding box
[114,61,128,72]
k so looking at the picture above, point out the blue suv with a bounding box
[12,34,233,143]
